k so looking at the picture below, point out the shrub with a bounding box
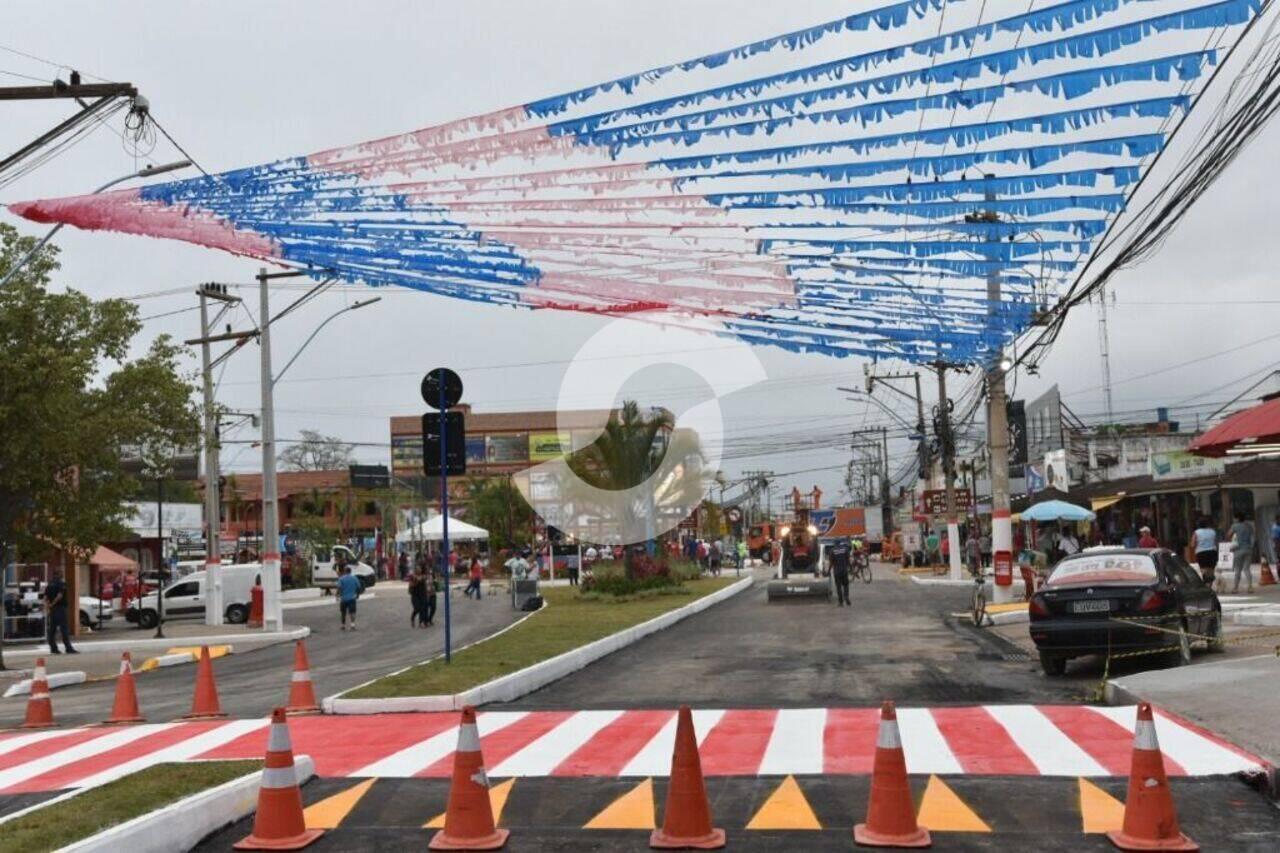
[582,552,679,597]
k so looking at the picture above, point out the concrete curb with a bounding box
[1228,607,1280,626]
[3,626,310,659]
[3,670,87,698]
[327,576,754,714]
[910,575,1028,595]
[52,756,315,853]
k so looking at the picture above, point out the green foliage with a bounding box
[465,475,534,550]
[0,224,198,666]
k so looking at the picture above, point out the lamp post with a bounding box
[0,160,191,287]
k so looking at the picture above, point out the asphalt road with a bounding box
[0,584,522,728]
[500,563,1078,710]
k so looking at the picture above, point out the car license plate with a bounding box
[1071,599,1111,613]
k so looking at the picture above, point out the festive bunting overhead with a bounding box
[7,0,1265,362]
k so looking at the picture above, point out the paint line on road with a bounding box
[620,709,724,777]
[72,718,271,790]
[489,710,623,777]
[0,724,173,792]
[758,708,826,776]
[983,705,1108,777]
[1086,705,1261,777]
[898,708,964,775]
[0,728,88,759]
[353,711,525,778]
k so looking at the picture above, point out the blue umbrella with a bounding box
[1021,500,1096,522]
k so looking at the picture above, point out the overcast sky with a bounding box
[3,0,1277,507]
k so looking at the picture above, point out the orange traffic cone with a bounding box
[651,706,725,849]
[1107,703,1198,851]
[429,706,509,851]
[1261,562,1276,586]
[104,652,145,724]
[182,645,227,720]
[854,701,930,848]
[233,708,323,851]
[285,641,320,715]
[21,657,56,729]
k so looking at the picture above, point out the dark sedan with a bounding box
[1028,547,1223,675]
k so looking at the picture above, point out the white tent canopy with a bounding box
[395,515,488,544]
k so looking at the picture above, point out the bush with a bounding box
[581,552,679,598]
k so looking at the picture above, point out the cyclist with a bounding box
[827,537,852,607]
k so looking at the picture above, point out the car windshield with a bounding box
[1045,553,1159,586]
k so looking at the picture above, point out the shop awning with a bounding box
[1091,496,1124,512]
[89,545,138,572]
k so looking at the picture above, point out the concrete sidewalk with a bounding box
[1107,654,1280,784]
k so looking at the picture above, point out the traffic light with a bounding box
[422,411,466,476]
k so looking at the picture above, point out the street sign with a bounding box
[421,367,463,410]
[922,489,973,516]
[422,411,466,476]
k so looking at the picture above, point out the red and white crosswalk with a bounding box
[0,705,1263,794]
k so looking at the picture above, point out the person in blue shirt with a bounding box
[336,565,362,631]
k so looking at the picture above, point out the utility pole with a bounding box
[1097,285,1115,424]
[880,426,892,533]
[258,268,283,631]
[196,283,239,625]
[979,174,1015,604]
[935,365,963,580]
[860,367,928,522]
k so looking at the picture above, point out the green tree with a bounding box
[0,224,198,668]
[466,476,534,551]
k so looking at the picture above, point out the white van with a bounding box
[312,545,376,592]
[126,564,262,628]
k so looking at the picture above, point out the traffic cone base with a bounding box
[854,823,932,848]
[234,708,323,851]
[21,658,56,729]
[650,827,726,850]
[429,706,510,851]
[1106,703,1197,852]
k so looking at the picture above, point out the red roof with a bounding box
[1188,397,1280,457]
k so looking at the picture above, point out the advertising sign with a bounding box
[1044,449,1071,490]
[1007,399,1028,475]
[1024,463,1046,494]
[901,521,923,553]
[1026,385,1064,463]
[529,432,571,461]
[465,436,487,464]
[1150,449,1226,482]
[530,471,559,502]
[922,489,973,516]
[391,434,423,470]
[486,434,528,463]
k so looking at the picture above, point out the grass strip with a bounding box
[347,577,736,698]
[1,760,261,853]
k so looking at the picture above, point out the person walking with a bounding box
[44,569,77,654]
[337,565,362,631]
[828,537,852,607]
[464,556,483,600]
[408,569,426,627]
[1230,511,1256,593]
[965,529,981,576]
[736,539,747,570]
[398,551,411,581]
[423,570,438,625]
[1192,517,1218,584]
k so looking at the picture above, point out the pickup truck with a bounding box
[312,545,376,592]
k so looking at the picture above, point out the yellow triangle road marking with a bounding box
[304,777,377,830]
[746,775,821,830]
[424,778,515,829]
[1078,777,1125,834]
[916,775,991,833]
[584,778,656,830]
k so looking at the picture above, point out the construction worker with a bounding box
[828,537,852,607]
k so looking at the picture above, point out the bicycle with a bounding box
[851,552,873,584]
[970,569,988,628]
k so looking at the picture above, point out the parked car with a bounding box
[16,582,113,629]
[126,564,262,629]
[1028,548,1222,676]
[312,545,376,592]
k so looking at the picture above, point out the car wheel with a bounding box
[1167,619,1192,667]
[226,604,249,624]
[137,609,159,630]
[1207,609,1226,653]
[1039,651,1067,676]
[79,610,92,629]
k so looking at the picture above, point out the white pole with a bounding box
[199,291,223,626]
[259,269,283,630]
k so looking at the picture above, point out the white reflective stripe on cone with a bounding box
[290,671,311,682]
[457,724,481,753]
[119,660,131,676]
[260,766,299,789]
[34,668,46,680]
[30,692,49,701]
[266,724,292,753]
[877,720,902,750]
[1135,719,1160,752]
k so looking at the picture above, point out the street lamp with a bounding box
[273,298,381,383]
[0,159,192,287]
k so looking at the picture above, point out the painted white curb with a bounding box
[53,756,315,853]
[327,576,754,714]
[4,626,310,659]
[142,652,199,670]
[3,670,87,698]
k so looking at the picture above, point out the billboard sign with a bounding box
[486,434,528,464]
[465,436,487,464]
[1007,399,1028,473]
[1151,449,1226,482]
[529,432,571,461]
[1044,449,1071,490]
[1025,385,1064,463]
[922,489,974,516]
[391,434,423,470]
